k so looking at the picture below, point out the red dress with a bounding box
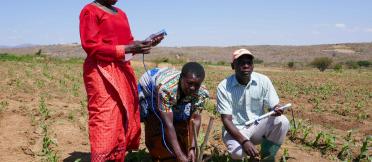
[79,3,140,162]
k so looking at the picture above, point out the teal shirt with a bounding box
[216,72,279,129]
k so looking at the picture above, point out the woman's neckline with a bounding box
[92,1,118,15]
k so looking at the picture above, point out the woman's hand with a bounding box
[125,41,152,54]
[187,148,196,162]
[149,34,165,47]
[177,154,189,162]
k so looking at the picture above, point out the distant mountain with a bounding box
[13,44,38,48]
[1,42,371,63]
[0,45,11,48]
[0,44,38,49]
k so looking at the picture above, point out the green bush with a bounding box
[216,60,228,66]
[345,60,359,69]
[253,58,264,64]
[333,64,343,72]
[35,49,42,56]
[287,61,295,68]
[357,60,371,67]
[311,57,333,72]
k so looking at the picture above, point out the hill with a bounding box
[1,42,372,64]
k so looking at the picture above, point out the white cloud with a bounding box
[335,23,346,28]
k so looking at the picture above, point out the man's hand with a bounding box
[242,140,259,158]
[272,104,283,116]
[187,148,196,162]
[125,41,152,54]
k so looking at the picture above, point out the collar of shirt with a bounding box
[231,72,258,88]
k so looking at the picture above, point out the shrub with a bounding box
[311,57,333,72]
[345,60,359,69]
[287,61,295,69]
[333,63,343,72]
[357,60,371,67]
[35,49,42,56]
[216,61,228,66]
[253,58,264,64]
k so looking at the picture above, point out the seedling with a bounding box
[280,148,289,162]
[323,133,336,151]
[0,100,9,112]
[39,97,50,119]
[312,131,324,147]
[301,125,312,144]
[357,136,372,161]
[289,119,302,140]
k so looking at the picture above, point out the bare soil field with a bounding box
[0,53,371,162]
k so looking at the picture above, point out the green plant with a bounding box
[216,60,228,66]
[287,61,295,69]
[338,143,352,161]
[289,119,302,141]
[357,60,370,67]
[39,97,50,119]
[253,58,264,64]
[337,130,354,161]
[36,79,45,88]
[312,131,324,147]
[35,49,43,56]
[355,100,365,109]
[0,100,9,112]
[204,100,217,116]
[357,113,369,121]
[80,99,87,116]
[280,148,290,162]
[323,133,336,151]
[333,63,343,72]
[301,126,312,144]
[74,159,82,162]
[68,111,75,121]
[71,82,81,97]
[42,135,58,162]
[357,136,372,161]
[38,95,59,162]
[311,57,333,72]
[345,60,359,69]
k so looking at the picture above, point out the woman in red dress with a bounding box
[79,0,163,161]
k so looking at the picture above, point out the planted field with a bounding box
[0,54,371,162]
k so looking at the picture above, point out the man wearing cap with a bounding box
[216,49,289,161]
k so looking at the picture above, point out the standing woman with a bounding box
[79,0,163,161]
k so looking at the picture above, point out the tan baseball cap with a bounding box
[232,48,254,62]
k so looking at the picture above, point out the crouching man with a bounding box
[216,49,289,161]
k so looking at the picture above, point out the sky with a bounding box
[1,0,372,47]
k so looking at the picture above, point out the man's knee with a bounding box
[228,147,245,160]
[276,115,290,131]
[226,142,245,160]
